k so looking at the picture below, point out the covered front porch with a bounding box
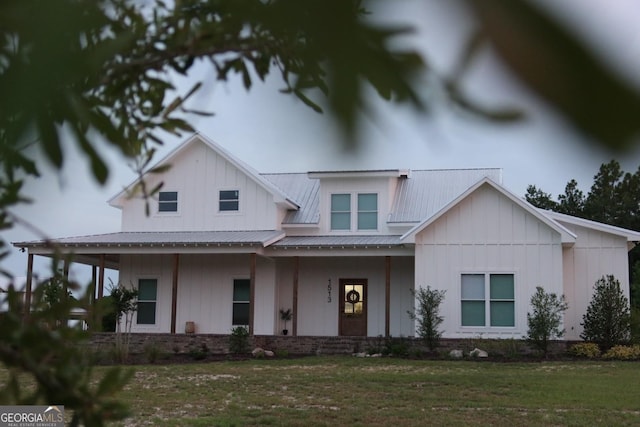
[14,232,416,337]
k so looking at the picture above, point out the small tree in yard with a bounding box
[581,275,631,351]
[109,283,139,362]
[526,286,568,356]
[408,286,446,352]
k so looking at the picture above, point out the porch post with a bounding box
[292,256,299,336]
[62,259,70,301]
[23,253,34,321]
[97,254,105,299]
[249,253,256,336]
[170,253,179,334]
[385,256,391,337]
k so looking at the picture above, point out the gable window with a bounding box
[331,194,351,230]
[158,191,178,212]
[357,193,378,230]
[232,279,250,326]
[219,190,239,211]
[461,273,514,327]
[137,279,157,325]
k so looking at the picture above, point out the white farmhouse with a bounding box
[14,134,640,341]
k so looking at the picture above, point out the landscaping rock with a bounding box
[469,348,488,358]
[353,352,367,358]
[264,350,275,357]
[252,348,265,357]
[449,349,464,359]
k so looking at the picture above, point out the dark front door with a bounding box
[339,279,367,336]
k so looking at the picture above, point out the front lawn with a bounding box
[108,357,639,426]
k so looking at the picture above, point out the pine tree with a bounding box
[581,275,631,350]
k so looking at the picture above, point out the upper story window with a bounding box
[461,273,514,327]
[158,191,178,213]
[219,190,239,212]
[331,194,351,230]
[330,193,378,231]
[357,193,377,230]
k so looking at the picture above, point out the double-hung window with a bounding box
[461,273,514,327]
[219,190,239,212]
[330,193,378,231]
[137,279,157,325]
[357,193,377,230]
[232,279,250,326]
[331,194,351,230]
[158,191,178,213]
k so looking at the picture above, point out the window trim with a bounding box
[157,191,179,214]
[232,278,251,326]
[357,193,378,231]
[218,189,240,213]
[330,192,379,231]
[136,278,158,325]
[461,272,515,328]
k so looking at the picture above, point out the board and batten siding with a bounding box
[414,185,564,339]
[558,222,631,340]
[282,256,414,337]
[120,140,281,232]
[122,253,277,334]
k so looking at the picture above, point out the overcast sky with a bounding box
[4,0,640,286]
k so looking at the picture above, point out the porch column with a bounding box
[62,259,70,301]
[249,253,256,336]
[385,256,391,337]
[292,256,299,336]
[170,253,180,334]
[23,253,33,321]
[97,254,105,299]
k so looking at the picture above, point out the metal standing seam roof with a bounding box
[263,168,502,225]
[388,168,502,223]
[262,173,320,224]
[13,230,285,248]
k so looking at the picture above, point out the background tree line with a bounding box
[525,160,640,311]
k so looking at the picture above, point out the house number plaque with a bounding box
[327,279,332,303]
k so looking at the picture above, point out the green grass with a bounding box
[5,357,640,426]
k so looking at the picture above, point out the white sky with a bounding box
[4,0,640,285]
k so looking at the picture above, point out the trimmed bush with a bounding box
[569,343,601,359]
[602,345,640,360]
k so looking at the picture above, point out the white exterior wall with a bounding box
[558,223,631,340]
[122,253,276,334]
[414,185,564,339]
[276,256,414,336]
[119,140,281,232]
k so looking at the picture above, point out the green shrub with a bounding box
[569,342,601,358]
[229,326,250,354]
[383,336,410,357]
[275,349,289,358]
[526,286,568,356]
[581,275,631,351]
[407,286,446,351]
[602,345,640,360]
[143,341,162,363]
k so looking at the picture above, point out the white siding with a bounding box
[122,253,276,334]
[414,185,564,339]
[120,140,280,232]
[275,256,414,337]
[558,223,631,340]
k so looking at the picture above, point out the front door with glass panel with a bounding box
[339,279,367,336]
